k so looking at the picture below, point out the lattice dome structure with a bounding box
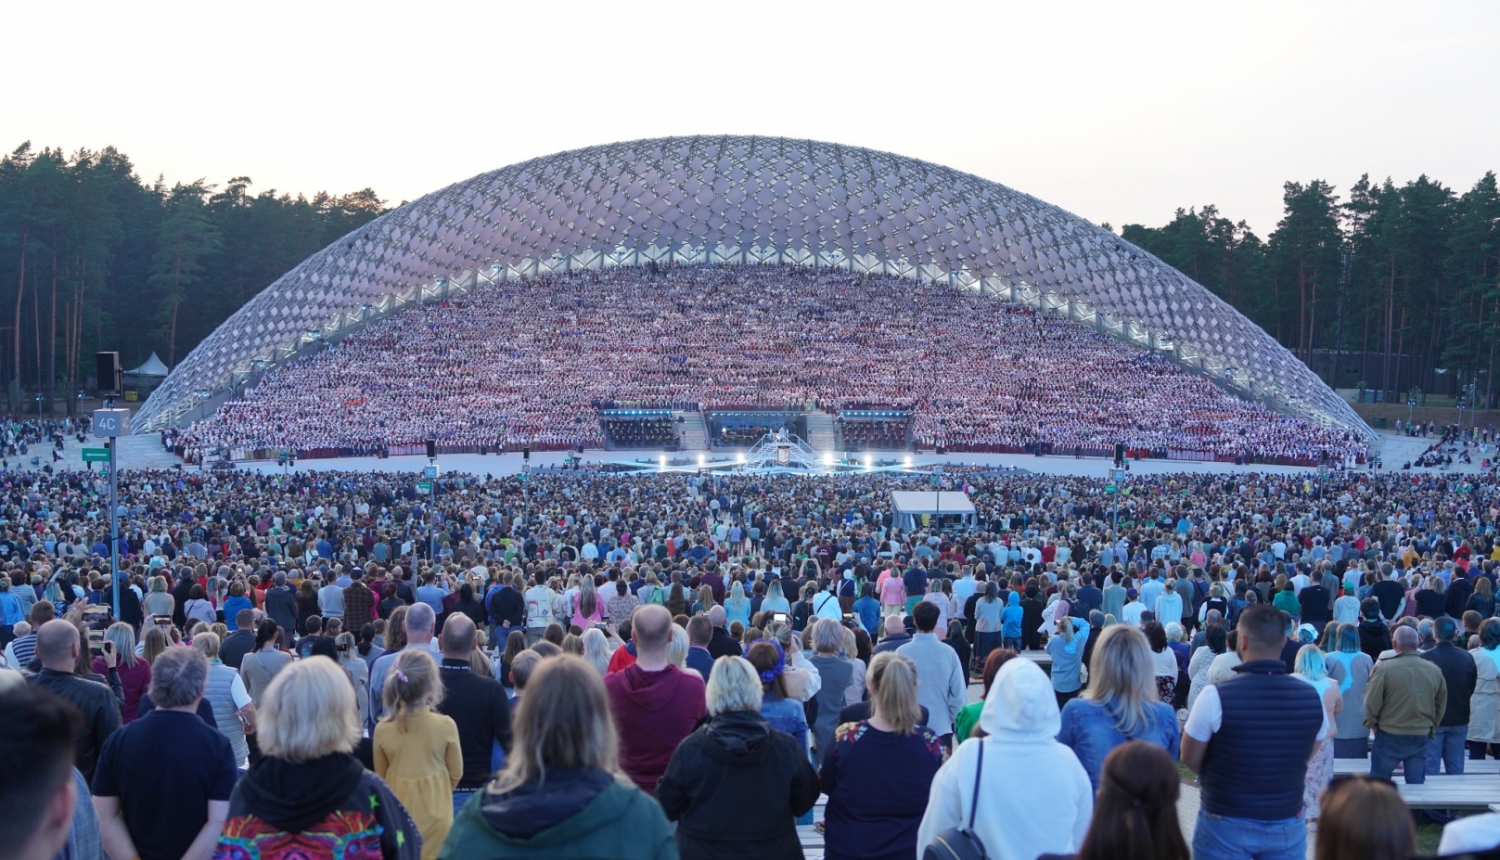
[136,135,1371,439]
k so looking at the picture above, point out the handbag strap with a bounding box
[967,740,984,831]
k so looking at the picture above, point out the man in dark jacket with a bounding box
[1357,597,1393,662]
[434,615,511,813]
[27,619,120,782]
[218,609,257,669]
[655,690,819,858]
[1422,616,1478,775]
[486,572,526,636]
[705,606,741,659]
[1298,582,1330,633]
[170,569,195,629]
[262,573,298,634]
[873,614,913,655]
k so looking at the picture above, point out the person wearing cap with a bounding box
[1121,587,1146,626]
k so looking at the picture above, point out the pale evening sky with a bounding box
[3,1,1495,238]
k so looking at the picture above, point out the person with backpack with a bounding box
[918,658,1092,859]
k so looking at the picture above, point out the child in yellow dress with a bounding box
[374,649,463,860]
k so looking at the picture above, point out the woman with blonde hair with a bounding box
[335,631,371,726]
[215,657,422,860]
[91,621,150,722]
[191,631,257,766]
[580,626,612,676]
[439,655,675,859]
[571,576,603,629]
[667,623,689,668]
[820,652,944,860]
[375,649,462,860]
[724,580,751,629]
[140,625,169,666]
[1057,623,1180,789]
[657,656,819,859]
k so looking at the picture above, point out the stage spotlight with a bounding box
[904,456,913,467]
[822,452,834,466]
[864,453,872,470]
[698,453,706,467]
[736,452,745,464]
[659,454,667,470]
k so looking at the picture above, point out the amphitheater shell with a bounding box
[134,135,1372,441]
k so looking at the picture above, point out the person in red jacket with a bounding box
[604,605,706,795]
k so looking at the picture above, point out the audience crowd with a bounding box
[8,443,1500,859]
[174,266,1365,463]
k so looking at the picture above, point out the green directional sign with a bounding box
[82,448,110,463]
[417,481,431,493]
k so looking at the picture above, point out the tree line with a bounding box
[1119,171,1500,407]
[0,142,386,414]
[4,139,1496,416]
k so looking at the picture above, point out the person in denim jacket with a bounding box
[1056,624,1180,790]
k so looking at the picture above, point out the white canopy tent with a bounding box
[127,353,170,377]
[890,490,977,531]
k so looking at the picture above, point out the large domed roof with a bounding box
[136,135,1369,438]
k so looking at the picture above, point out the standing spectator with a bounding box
[91,622,151,723]
[683,616,715,682]
[1322,623,1375,759]
[218,609,257,669]
[1421,615,1477,774]
[1050,742,1189,860]
[822,652,945,860]
[92,648,235,860]
[439,655,675,860]
[656,656,819,860]
[0,682,83,860]
[371,603,439,722]
[604,604,707,795]
[1299,577,1331,633]
[238,619,292,706]
[261,573,297,638]
[1293,645,1341,824]
[1468,617,1500,761]
[1046,616,1090,709]
[1179,604,1324,860]
[213,658,422,860]
[919,658,1093,860]
[705,606,742,659]
[28,619,120,782]
[1365,624,1448,784]
[897,601,966,745]
[374,649,462,860]
[1057,624,1180,790]
[806,618,853,766]
[487,572,526,640]
[343,569,376,630]
[1357,598,1392,663]
[433,615,512,814]
[972,582,1004,666]
[190,633,257,768]
[318,572,346,622]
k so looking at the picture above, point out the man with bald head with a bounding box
[434,614,511,814]
[1366,623,1448,784]
[705,604,741,659]
[28,619,120,781]
[873,613,913,655]
[604,604,706,794]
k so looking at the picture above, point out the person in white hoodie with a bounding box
[917,658,1093,859]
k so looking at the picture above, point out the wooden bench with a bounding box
[1019,649,1052,666]
[1391,776,1500,810]
[1334,759,1500,775]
